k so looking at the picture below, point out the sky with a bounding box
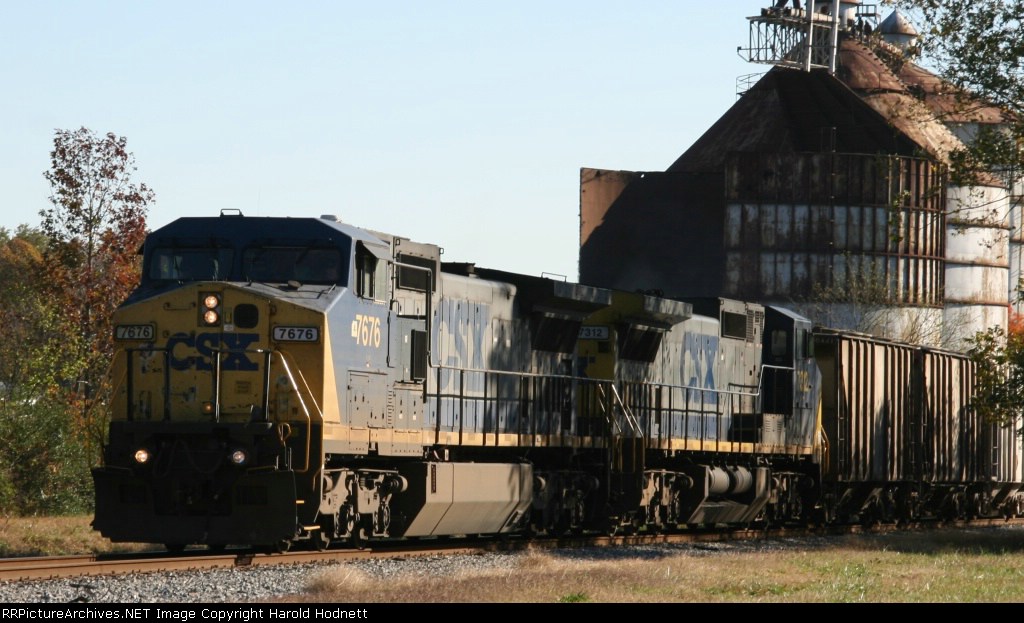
[2,1,792,281]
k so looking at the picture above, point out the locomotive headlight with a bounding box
[229,449,248,466]
[199,292,222,326]
[133,448,151,464]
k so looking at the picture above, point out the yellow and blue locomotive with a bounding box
[94,211,1021,551]
[92,212,823,549]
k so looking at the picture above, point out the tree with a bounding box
[0,232,92,513]
[886,0,1023,186]
[41,127,153,462]
[965,325,1024,433]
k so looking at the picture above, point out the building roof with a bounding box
[668,61,921,173]
[670,35,1007,175]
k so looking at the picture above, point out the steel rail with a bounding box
[3,517,1022,582]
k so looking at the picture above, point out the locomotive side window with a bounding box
[796,328,813,359]
[529,313,580,353]
[771,329,789,359]
[356,243,388,301]
[721,311,747,340]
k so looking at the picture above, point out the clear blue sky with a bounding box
[2,1,780,280]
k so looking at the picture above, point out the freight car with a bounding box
[814,329,1024,525]
[90,212,1023,551]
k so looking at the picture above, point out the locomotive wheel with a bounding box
[165,543,186,553]
[314,531,330,551]
[351,527,368,550]
[262,539,291,554]
[339,503,356,538]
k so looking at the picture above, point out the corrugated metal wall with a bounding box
[724,152,946,306]
[816,329,915,482]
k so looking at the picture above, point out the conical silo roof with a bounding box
[879,10,918,36]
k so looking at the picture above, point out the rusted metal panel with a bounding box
[721,152,946,305]
[579,168,632,250]
[671,68,923,175]
[897,63,1007,126]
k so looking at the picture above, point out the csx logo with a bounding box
[167,332,260,371]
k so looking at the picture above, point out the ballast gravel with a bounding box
[0,538,831,604]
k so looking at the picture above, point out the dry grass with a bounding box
[6,516,1024,602]
[0,514,146,557]
[284,528,1024,603]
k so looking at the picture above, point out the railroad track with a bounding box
[4,518,1022,582]
[0,539,486,582]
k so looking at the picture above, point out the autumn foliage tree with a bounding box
[0,229,92,513]
[41,127,153,465]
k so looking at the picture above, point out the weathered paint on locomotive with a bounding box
[571,294,822,526]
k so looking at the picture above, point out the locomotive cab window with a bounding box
[529,313,581,353]
[396,253,436,293]
[243,246,344,285]
[771,329,790,359]
[293,248,343,284]
[150,247,233,282]
[356,242,389,301]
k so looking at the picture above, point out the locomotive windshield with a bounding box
[149,247,234,282]
[146,244,347,286]
[242,246,344,285]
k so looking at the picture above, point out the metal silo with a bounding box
[942,183,1010,346]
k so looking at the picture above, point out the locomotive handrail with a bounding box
[426,362,646,444]
[429,363,796,399]
[271,349,319,474]
[427,363,762,442]
[601,383,643,439]
[203,345,317,474]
